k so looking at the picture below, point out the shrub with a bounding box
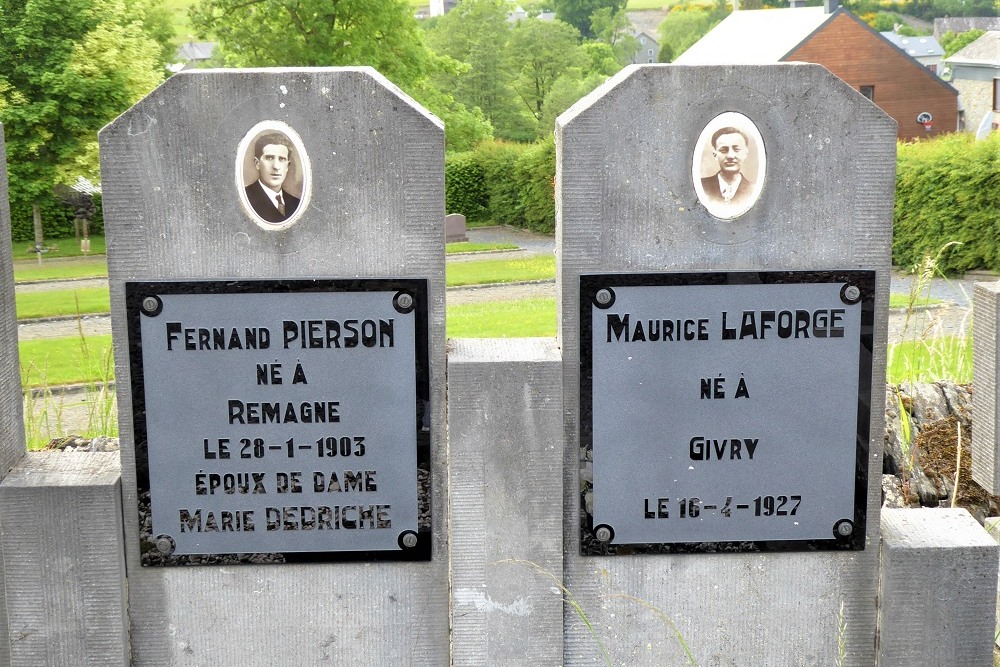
[8,192,105,243]
[893,132,1000,274]
[445,137,555,233]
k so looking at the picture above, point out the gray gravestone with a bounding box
[0,123,25,667]
[445,213,467,243]
[557,64,894,665]
[99,68,447,665]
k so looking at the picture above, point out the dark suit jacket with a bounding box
[700,173,753,207]
[245,181,300,223]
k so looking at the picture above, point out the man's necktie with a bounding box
[276,193,285,216]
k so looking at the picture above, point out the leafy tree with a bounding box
[538,68,607,134]
[658,42,674,63]
[426,0,536,141]
[580,42,623,77]
[510,18,584,124]
[658,1,730,60]
[590,6,639,64]
[553,0,624,38]
[191,0,433,88]
[940,29,985,58]
[0,0,164,234]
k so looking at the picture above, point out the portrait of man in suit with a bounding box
[244,132,301,224]
[692,112,765,220]
[700,127,752,207]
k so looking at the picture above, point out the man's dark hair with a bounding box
[254,133,293,159]
[711,127,749,149]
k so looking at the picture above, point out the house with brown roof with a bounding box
[674,1,959,140]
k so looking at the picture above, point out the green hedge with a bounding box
[9,192,105,243]
[445,137,555,233]
[893,132,1000,275]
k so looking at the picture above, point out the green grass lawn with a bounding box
[446,255,555,286]
[16,288,111,320]
[14,259,108,282]
[888,293,943,309]
[446,242,517,254]
[20,335,114,388]
[447,298,556,337]
[12,235,106,260]
[164,0,199,44]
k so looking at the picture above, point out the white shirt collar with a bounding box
[717,173,743,201]
[256,180,284,208]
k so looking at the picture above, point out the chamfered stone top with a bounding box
[556,63,896,268]
[98,67,444,276]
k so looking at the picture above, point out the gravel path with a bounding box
[16,277,108,293]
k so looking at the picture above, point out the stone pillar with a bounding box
[0,123,28,667]
[448,338,563,666]
[556,64,895,666]
[99,68,447,665]
[973,281,1000,492]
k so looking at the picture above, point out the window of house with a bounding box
[860,85,875,101]
[640,36,646,45]
[648,49,654,63]
[928,64,937,73]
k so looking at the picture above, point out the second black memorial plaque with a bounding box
[126,280,431,565]
[580,271,874,555]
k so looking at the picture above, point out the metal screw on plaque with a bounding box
[142,296,160,315]
[842,284,861,304]
[594,526,612,543]
[397,293,413,310]
[595,289,612,305]
[834,520,854,537]
[400,531,418,549]
[154,534,175,556]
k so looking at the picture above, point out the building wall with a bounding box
[787,12,958,140]
[953,78,996,132]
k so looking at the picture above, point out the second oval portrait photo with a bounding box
[692,112,766,220]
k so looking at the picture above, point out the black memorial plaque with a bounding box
[126,280,431,566]
[580,271,875,555]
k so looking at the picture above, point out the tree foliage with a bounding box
[191,0,433,88]
[0,0,164,233]
[658,1,730,60]
[553,0,624,38]
[510,19,584,123]
[940,29,986,58]
[426,0,536,141]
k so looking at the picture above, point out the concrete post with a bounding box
[0,453,128,666]
[448,338,563,666]
[879,508,999,666]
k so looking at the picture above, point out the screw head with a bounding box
[595,526,612,542]
[155,535,174,554]
[595,289,612,305]
[836,521,853,537]
[397,293,413,309]
[401,532,418,548]
[844,285,860,302]
[142,296,159,313]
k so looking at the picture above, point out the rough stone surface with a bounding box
[557,64,895,666]
[879,508,999,666]
[973,282,1000,493]
[0,124,24,666]
[99,68,447,666]
[0,452,127,665]
[447,338,563,666]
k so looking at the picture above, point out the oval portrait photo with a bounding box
[236,121,310,229]
[692,112,766,220]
